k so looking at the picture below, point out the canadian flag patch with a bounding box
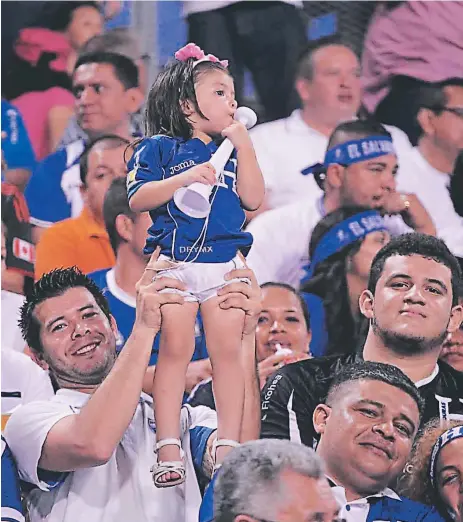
[12,237,35,263]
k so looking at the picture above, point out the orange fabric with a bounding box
[35,207,115,280]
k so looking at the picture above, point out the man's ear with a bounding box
[28,349,50,371]
[359,289,374,320]
[114,213,133,244]
[448,302,463,334]
[125,87,144,114]
[295,77,311,104]
[110,314,119,336]
[313,403,331,436]
[325,164,345,190]
[416,108,436,138]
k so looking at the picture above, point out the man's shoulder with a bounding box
[40,215,82,239]
[379,495,444,521]
[435,360,463,388]
[87,268,110,289]
[251,116,290,139]
[276,353,356,386]
[39,140,85,170]
[248,199,317,233]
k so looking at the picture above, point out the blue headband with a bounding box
[305,210,387,280]
[301,135,396,177]
[429,425,463,488]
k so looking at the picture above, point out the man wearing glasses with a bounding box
[395,80,463,260]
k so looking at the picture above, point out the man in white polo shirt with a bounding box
[5,257,261,521]
[395,80,463,259]
[247,120,435,287]
[249,37,413,214]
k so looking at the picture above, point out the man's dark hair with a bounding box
[296,37,358,81]
[74,51,139,90]
[103,177,136,253]
[327,119,392,149]
[313,120,392,190]
[19,268,112,354]
[260,282,310,330]
[418,79,463,114]
[368,233,462,306]
[415,79,463,137]
[79,134,130,185]
[326,361,425,419]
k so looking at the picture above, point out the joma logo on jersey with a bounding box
[170,160,196,175]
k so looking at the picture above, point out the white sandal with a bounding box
[151,438,186,488]
[212,438,240,473]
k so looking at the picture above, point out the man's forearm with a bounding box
[40,324,157,470]
[240,333,260,442]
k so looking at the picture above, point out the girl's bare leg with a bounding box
[200,296,245,465]
[153,301,198,483]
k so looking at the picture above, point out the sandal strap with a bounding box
[212,438,239,453]
[155,438,183,454]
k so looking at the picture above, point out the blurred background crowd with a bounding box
[1,1,463,522]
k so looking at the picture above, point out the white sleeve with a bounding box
[4,401,74,491]
[246,209,298,285]
[22,365,55,405]
[250,126,278,193]
[185,404,217,431]
[383,214,413,236]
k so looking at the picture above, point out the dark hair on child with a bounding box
[145,58,231,140]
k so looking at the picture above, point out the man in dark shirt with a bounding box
[261,233,463,445]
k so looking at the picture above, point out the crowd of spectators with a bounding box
[1,2,463,522]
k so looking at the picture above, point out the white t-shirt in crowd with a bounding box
[396,147,463,258]
[1,290,25,353]
[250,109,414,210]
[246,196,410,288]
[5,390,217,522]
[2,350,54,418]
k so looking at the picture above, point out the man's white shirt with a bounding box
[396,147,463,257]
[5,389,217,522]
[246,196,410,287]
[250,109,414,210]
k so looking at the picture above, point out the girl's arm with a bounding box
[222,122,265,211]
[128,163,217,212]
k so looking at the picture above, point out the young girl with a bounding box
[127,43,264,488]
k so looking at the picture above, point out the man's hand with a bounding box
[217,263,262,337]
[134,248,186,331]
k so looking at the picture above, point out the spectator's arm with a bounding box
[20,253,186,472]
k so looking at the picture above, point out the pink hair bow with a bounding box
[175,43,228,68]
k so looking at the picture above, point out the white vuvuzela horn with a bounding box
[173,107,257,219]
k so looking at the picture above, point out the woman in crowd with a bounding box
[3,1,103,160]
[399,419,463,522]
[188,282,311,408]
[300,206,390,357]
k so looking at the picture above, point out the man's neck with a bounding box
[300,107,340,138]
[418,138,458,175]
[362,330,439,383]
[325,470,384,502]
[113,246,146,298]
[84,205,104,228]
[88,123,132,142]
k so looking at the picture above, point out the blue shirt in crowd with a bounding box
[1,436,24,522]
[1,100,35,173]
[25,140,84,228]
[127,135,252,263]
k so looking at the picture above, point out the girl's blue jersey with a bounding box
[127,135,253,263]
